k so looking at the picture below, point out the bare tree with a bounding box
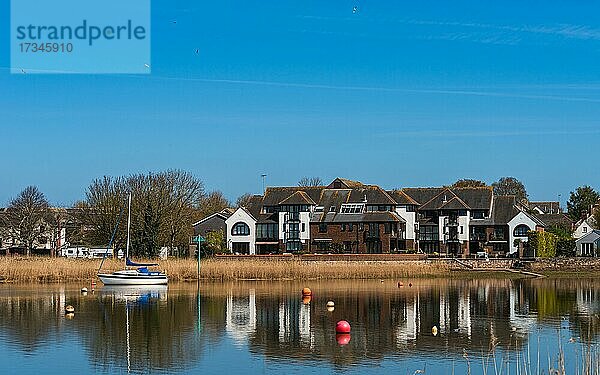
[298,177,323,187]
[162,170,205,257]
[1,186,51,256]
[235,193,254,208]
[198,191,230,219]
[79,171,206,258]
[77,176,129,250]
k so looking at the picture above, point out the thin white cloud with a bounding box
[377,128,600,138]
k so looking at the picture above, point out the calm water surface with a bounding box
[0,278,599,374]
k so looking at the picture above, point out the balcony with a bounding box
[488,233,506,242]
[444,217,459,227]
[470,233,486,241]
[285,212,300,222]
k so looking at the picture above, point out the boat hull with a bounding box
[98,273,168,285]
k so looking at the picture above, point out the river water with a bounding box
[0,278,598,374]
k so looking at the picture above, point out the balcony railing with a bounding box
[470,233,486,241]
[286,212,300,222]
[444,217,459,227]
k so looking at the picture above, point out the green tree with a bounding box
[567,185,599,221]
[451,179,487,188]
[201,229,225,256]
[492,177,528,202]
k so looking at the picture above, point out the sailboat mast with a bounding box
[126,193,132,261]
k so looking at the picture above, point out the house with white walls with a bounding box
[573,217,596,239]
[225,207,257,255]
[575,230,600,257]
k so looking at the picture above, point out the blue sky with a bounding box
[1,1,600,206]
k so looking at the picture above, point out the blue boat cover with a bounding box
[126,258,158,267]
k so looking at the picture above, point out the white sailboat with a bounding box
[98,194,168,286]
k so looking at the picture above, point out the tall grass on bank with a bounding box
[0,257,451,283]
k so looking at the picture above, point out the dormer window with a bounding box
[329,206,336,212]
[340,204,365,214]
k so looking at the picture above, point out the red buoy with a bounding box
[336,320,351,334]
[336,333,351,345]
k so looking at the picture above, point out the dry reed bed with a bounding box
[0,257,451,283]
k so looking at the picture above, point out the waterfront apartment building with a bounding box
[225,178,569,256]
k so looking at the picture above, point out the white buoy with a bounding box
[65,305,75,313]
[326,301,335,308]
[81,287,88,293]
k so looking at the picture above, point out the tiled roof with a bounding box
[533,213,573,229]
[348,185,397,205]
[387,190,419,205]
[440,196,470,210]
[529,201,561,214]
[327,178,364,189]
[419,189,463,210]
[401,188,445,205]
[311,211,404,223]
[491,196,520,225]
[453,187,493,210]
[262,187,322,207]
[278,191,317,205]
[244,195,264,219]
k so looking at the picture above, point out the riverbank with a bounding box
[0,256,451,283]
[0,256,598,283]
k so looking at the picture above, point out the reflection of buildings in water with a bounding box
[509,285,536,335]
[298,301,313,348]
[278,297,312,348]
[225,289,256,346]
[395,294,418,346]
[457,289,471,337]
[577,287,600,315]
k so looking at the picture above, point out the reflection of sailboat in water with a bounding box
[100,286,168,373]
[98,194,168,286]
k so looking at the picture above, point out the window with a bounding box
[256,223,278,240]
[286,240,302,252]
[583,226,588,233]
[232,242,250,254]
[419,226,439,241]
[329,206,336,212]
[341,223,346,232]
[315,206,324,212]
[301,223,305,232]
[471,210,486,219]
[460,226,463,234]
[340,204,365,213]
[319,223,327,233]
[348,223,353,232]
[513,224,530,237]
[368,223,380,238]
[366,205,393,212]
[384,223,391,234]
[231,222,250,236]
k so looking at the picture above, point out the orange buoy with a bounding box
[336,333,351,345]
[432,326,438,336]
[302,287,312,296]
[302,295,312,305]
[336,320,351,334]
